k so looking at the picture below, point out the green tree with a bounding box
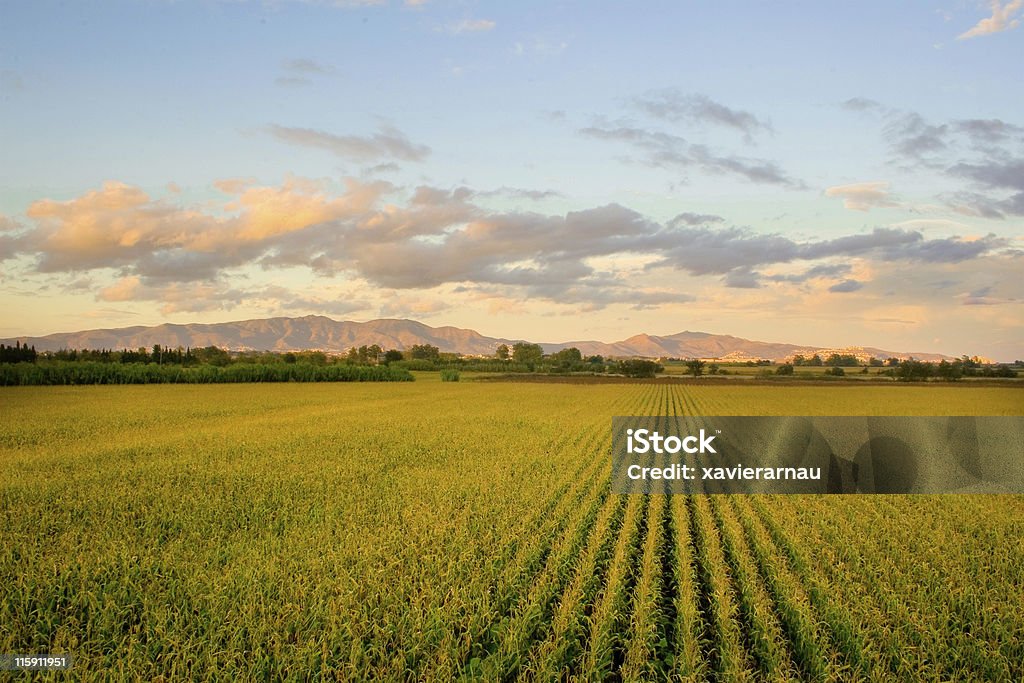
[551,347,582,367]
[895,360,932,381]
[685,359,706,377]
[617,359,661,378]
[409,344,440,361]
[776,363,794,375]
[512,343,544,367]
[936,360,963,381]
[195,345,231,366]
[496,344,510,360]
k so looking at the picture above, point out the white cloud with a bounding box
[445,19,496,34]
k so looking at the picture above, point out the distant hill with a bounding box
[541,331,952,363]
[1,315,954,362]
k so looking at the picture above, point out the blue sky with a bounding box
[1,1,1022,359]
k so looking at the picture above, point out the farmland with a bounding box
[1,381,1022,680]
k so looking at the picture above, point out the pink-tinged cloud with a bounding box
[20,178,391,274]
[957,0,1023,39]
[2,178,1013,314]
[824,181,899,211]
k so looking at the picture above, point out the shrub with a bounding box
[440,369,460,382]
[615,359,662,378]
[0,361,414,385]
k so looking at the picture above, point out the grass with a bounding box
[1,382,1021,680]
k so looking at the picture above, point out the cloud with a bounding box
[953,118,1024,145]
[214,177,258,194]
[870,107,1024,217]
[824,181,900,211]
[18,178,389,275]
[275,58,338,88]
[960,282,1017,305]
[884,112,949,162]
[949,159,1024,191]
[889,219,972,232]
[668,212,725,226]
[764,263,852,284]
[841,97,881,111]
[723,268,762,289]
[270,293,371,317]
[4,178,1012,313]
[512,38,568,58]
[802,228,1000,263]
[653,225,1006,288]
[100,277,247,315]
[0,214,20,233]
[444,19,496,34]
[362,162,401,175]
[580,125,801,187]
[476,187,563,201]
[268,124,431,161]
[98,276,142,302]
[103,279,370,317]
[282,58,336,75]
[883,110,1023,163]
[957,0,1023,39]
[829,279,865,293]
[378,295,451,318]
[947,158,1024,217]
[634,90,772,138]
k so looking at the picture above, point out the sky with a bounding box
[1,1,1022,360]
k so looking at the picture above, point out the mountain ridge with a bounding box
[0,315,958,362]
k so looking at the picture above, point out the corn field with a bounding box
[1,381,1022,680]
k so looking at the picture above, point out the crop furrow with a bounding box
[686,494,745,681]
[729,496,830,681]
[668,495,706,679]
[578,493,650,681]
[464,481,615,681]
[620,494,670,681]
[520,493,629,681]
[708,495,792,680]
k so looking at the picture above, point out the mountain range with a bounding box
[0,315,954,362]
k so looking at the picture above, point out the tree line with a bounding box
[0,361,413,386]
[882,357,1017,381]
[4,339,1014,383]
[0,342,37,363]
